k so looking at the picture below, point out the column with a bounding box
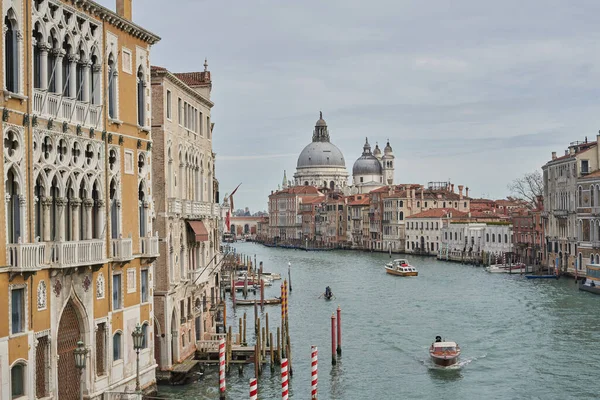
[82,60,90,103]
[54,50,65,94]
[84,199,94,240]
[68,54,78,98]
[42,197,52,242]
[71,198,82,241]
[96,200,105,239]
[55,197,68,241]
[39,43,49,91]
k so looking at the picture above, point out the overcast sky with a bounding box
[97,0,600,212]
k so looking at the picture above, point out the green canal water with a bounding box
[157,242,600,399]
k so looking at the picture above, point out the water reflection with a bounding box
[427,365,464,382]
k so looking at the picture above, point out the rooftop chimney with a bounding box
[451,184,455,193]
[116,0,132,20]
[465,187,469,198]
[458,185,464,199]
[552,151,557,160]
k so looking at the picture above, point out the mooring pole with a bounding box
[331,313,337,365]
[336,305,342,356]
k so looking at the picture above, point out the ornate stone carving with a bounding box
[55,197,68,207]
[83,198,94,208]
[53,279,62,297]
[83,275,91,292]
[70,198,82,208]
[96,273,105,299]
[37,281,47,310]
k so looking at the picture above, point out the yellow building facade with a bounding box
[0,0,160,398]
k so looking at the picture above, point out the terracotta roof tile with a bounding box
[173,71,211,87]
[407,208,465,219]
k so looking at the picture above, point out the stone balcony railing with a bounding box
[140,233,159,257]
[46,239,107,268]
[111,238,133,261]
[6,241,46,271]
[33,89,102,128]
[8,239,106,270]
[168,198,220,218]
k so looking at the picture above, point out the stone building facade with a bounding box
[150,64,222,376]
[0,0,160,398]
[543,138,598,274]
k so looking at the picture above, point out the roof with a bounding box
[433,342,457,347]
[581,170,600,179]
[174,72,212,87]
[407,208,465,219]
[347,197,370,206]
[271,186,322,196]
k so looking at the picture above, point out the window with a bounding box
[141,269,149,303]
[108,54,117,119]
[166,90,172,119]
[96,323,106,375]
[11,363,25,398]
[178,98,182,124]
[142,323,148,348]
[137,66,145,126]
[581,160,589,175]
[11,288,24,334]
[113,332,122,361]
[6,168,22,244]
[112,274,122,310]
[486,233,490,242]
[5,10,19,93]
[505,234,508,243]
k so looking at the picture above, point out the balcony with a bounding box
[111,238,133,262]
[6,242,45,280]
[168,198,220,218]
[140,234,160,258]
[46,239,107,269]
[33,90,102,128]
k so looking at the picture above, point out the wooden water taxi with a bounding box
[429,337,460,367]
[385,259,418,276]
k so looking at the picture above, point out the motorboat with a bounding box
[579,264,600,295]
[385,259,418,277]
[262,272,282,280]
[485,263,527,274]
[429,337,461,367]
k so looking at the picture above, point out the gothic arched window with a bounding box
[5,10,20,93]
[137,66,145,126]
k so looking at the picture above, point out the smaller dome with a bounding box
[316,111,327,127]
[353,156,383,176]
[373,143,382,159]
[384,140,393,154]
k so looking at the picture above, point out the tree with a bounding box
[507,170,543,208]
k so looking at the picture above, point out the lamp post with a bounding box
[74,340,88,400]
[132,324,144,392]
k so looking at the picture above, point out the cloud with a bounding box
[218,153,298,161]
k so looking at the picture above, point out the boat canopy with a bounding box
[433,342,457,348]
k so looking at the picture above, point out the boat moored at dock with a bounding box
[486,263,527,274]
[385,259,418,276]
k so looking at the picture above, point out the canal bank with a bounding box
[158,242,599,399]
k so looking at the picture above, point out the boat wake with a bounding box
[417,353,487,370]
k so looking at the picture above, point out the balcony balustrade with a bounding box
[168,198,220,218]
[6,241,46,271]
[33,90,102,128]
[140,233,160,257]
[111,238,133,261]
[47,239,106,269]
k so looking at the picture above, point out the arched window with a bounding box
[92,182,101,238]
[142,323,149,348]
[76,47,85,101]
[505,234,508,243]
[11,362,25,398]
[107,54,117,118]
[417,201,420,208]
[492,234,495,243]
[113,332,122,361]
[61,39,71,96]
[591,188,595,208]
[137,66,145,126]
[486,233,490,242]
[5,10,20,93]
[138,182,146,237]
[6,168,21,244]
[179,235,185,280]
[399,211,404,221]
[34,177,43,240]
[578,186,583,207]
[33,23,43,89]
[47,33,58,92]
[110,178,120,239]
[90,52,100,105]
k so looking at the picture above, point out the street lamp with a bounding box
[74,340,88,400]
[132,324,144,392]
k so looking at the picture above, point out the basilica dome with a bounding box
[352,138,383,175]
[297,142,346,168]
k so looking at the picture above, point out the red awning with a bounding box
[187,220,209,242]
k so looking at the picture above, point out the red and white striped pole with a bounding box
[311,346,318,399]
[249,377,257,400]
[281,358,289,400]
[219,337,226,399]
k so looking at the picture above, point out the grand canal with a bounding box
[158,243,600,399]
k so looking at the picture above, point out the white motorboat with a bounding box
[385,259,418,277]
[485,263,526,274]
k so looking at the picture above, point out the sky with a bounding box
[97,0,600,212]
